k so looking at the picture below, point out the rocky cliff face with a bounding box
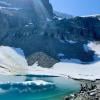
[0,0,53,42]
[0,0,100,67]
[0,0,53,23]
[27,52,58,68]
[46,16,100,41]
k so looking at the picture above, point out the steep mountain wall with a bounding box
[0,0,100,67]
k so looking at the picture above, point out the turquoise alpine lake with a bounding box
[0,75,80,100]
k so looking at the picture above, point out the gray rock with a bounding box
[27,52,58,68]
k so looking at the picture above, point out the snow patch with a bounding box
[66,40,77,44]
[87,42,100,61]
[29,22,33,25]
[60,58,82,64]
[87,42,100,56]
[0,6,21,11]
[83,44,90,52]
[81,14,100,18]
[46,18,52,22]
[58,53,64,57]
[0,1,11,6]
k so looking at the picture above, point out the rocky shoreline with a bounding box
[64,80,100,100]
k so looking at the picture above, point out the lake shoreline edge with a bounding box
[64,78,100,100]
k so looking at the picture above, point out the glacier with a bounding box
[0,44,100,80]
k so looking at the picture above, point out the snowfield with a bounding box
[29,61,100,81]
[28,42,100,80]
[0,46,28,75]
[0,43,100,80]
[0,6,21,11]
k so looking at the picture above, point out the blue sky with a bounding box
[50,0,100,16]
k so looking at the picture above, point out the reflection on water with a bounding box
[0,75,80,100]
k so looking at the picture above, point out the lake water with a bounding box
[0,75,80,100]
